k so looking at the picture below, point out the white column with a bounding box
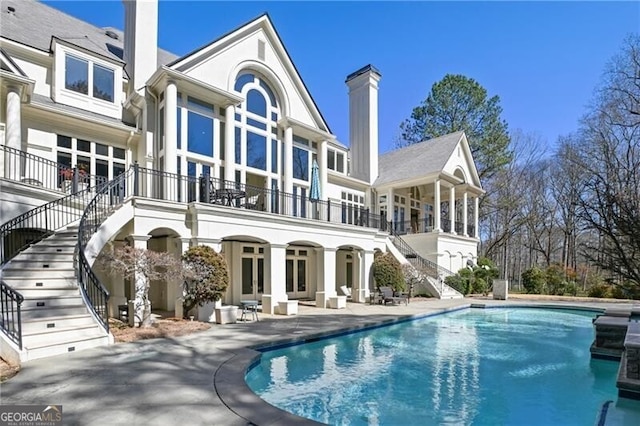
[449,186,455,234]
[386,188,394,224]
[463,191,468,237]
[173,237,191,319]
[319,140,328,200]
[263,243,287,315]
[474,196,480,239]
[164,81,178,174]
[316,248,337,308]
[129,235,151,326]
[355,250,375,303]
[434,179,441,232]
[6,86,22,181]
[224,104,235,182]
[283,126,293,195]
[6,86,21,151]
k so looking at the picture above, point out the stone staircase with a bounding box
[1,224,110,362]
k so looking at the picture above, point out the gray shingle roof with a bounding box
[0,0,177,67]
[31,93,136,129]
[374,131,464,187]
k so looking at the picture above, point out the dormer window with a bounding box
[53,40,122,119]
[64,54,114,103]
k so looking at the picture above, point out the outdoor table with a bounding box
[240,300,259,322]
[214,188,246,206]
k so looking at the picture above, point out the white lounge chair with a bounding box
[340,285,352,300]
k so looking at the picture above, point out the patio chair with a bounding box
[242,194,260,210]
[340,285,352,301]
[379,286,408,306]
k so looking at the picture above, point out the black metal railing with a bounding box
[1,145,107,192]
[0,281,23,349]
[392,219,434,235]
[467,224,475,237]
[76,171,130,333]
[455,221,465,235]
[0,186,95,265]
[128,167,388,231]
[389,229,464,295]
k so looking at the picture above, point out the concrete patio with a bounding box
[1,297,637,425]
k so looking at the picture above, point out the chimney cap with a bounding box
[345,64,381,83]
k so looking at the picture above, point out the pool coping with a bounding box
[213,302,607,425]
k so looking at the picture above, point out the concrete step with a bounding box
[22,295,84,309]
[9,252,75,262]
[21,304,90,320]
[3,277,78,289]
[23,324,105,347]
[21,313,96,333]
[23,334,110,362]
[18,287,80,298]
[31,237,77,246]
[1,268,76,279]
[5,260,75,271]
[23,245,76,254]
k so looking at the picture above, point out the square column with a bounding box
[315,248,337,308]
[354,250,374,303]
[463,191,468,237]
[172,237,192,319]
[283,127,293,195]
[449,186,456,234]
[6,86,22,180]
[386,188,394,224]
[434,179,441,231]
[263,243,288,315]
[224,104,236,182]
[128,235,151,326]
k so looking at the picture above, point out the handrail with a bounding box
[1,144,107,193]
[1,185,95,265]
[388,227,465,295]
[0,281,23,349]
[76,170,132,332]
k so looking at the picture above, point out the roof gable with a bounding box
[167,14,331,134]
[375,131,482,188]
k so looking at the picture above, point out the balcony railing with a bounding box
[1,145,107,192]
[392,219,434,235]
[128,167,387,231]
[455,221,465,235]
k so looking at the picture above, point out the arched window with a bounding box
[247,89,267,117]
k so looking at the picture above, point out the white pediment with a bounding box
[167,15,329,134]
[442,133,482,188]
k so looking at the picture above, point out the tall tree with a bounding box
[573,34,640,286]
[398,74,512,181]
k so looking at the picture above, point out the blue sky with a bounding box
[44,1,639,154]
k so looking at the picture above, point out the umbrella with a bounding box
[309,159,321,201]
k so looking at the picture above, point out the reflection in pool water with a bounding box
[246,308,640,425]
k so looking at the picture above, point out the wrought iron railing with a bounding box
[76,170,130,332]
[0,281,23,349]
[129,167,387,231]
[0,186,95,265]
[391,219,434,235]
[455,221,465,235]
[1,144,107,192]
[467,224,476,237]
[389,228,464,295]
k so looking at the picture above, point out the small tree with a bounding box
[182,245,229,315]
[373,251,405,293]
[98,245,182,327]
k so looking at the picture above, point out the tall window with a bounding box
[234,72,280,176]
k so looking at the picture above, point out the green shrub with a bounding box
[472,277,488,295]
[182,245,229,314]
[373,251,405,293]
[521,267,545,294]
[444,274,468,295]
[546,264,566,295]
[565,282,578,296]
[587,283,610,299]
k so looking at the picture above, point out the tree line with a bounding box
[398,35,639,297]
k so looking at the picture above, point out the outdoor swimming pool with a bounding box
[245,307,640,425]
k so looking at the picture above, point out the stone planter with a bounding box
[215,305,238,324]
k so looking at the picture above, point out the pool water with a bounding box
[245,308,640,425]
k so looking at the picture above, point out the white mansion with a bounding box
[0,0,483,362]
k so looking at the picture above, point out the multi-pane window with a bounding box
[186,97,214,157]
[56,134,126,184]
[327,148,345,173]
[64,53,114,103]
[341,191,365,225]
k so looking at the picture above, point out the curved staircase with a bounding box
[1,224,111,363]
